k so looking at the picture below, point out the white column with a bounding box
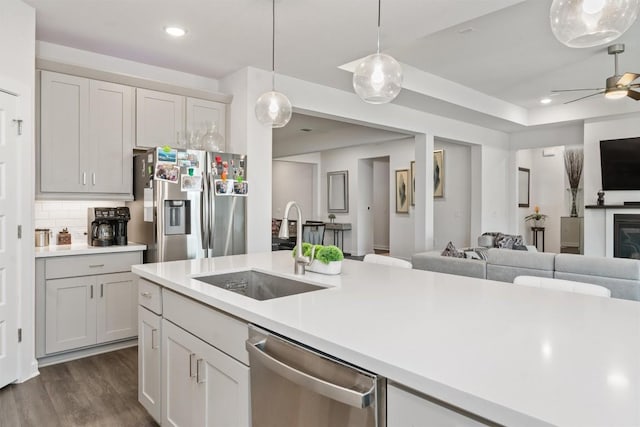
[414,133,434,252]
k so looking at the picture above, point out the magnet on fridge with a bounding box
[188,167,194,176]
[215,155,222,164]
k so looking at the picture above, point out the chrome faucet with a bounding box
[278,201,309,275]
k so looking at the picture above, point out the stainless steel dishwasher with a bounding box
[246,325,386,427]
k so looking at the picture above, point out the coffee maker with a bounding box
[88,207,130,246]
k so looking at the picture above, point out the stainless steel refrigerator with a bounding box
[127,148,247,263]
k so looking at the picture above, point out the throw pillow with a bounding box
[463,247,489,260]
[494,233,524,249]
[441,241,464,258]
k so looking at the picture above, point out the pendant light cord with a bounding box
[272,0,276,90]
[376,0,381,54]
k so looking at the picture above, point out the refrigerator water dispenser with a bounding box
[164,200,191,235]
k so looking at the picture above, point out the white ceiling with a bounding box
[22,0,640,134]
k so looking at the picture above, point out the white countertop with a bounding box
[132,251,640,427]
[35,242,146,258]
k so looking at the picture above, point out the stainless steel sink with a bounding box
[194,270,327,301]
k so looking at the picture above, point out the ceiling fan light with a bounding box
[353,53,403,104]
[550,0,640,48]
[605,87,628,99]
[255,90,292,128]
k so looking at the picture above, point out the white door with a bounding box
[0,91,18,388]
[96,272,137,343]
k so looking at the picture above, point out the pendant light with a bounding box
[255,0,292,128]
[353,0,403,104]
[550,0,640,48]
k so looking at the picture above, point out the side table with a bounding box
[531,227,545,252]
[324,222,352,255]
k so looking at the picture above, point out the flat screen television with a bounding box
[600,137,640,190]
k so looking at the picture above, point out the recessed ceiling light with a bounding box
[540,98,552,104]
[165,26,186,37]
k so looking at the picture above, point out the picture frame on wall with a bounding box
[410,161,415,206]
[434,149,444,198]
[518,167,530,208]
[396,169,410,213]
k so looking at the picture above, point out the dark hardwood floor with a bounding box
[0,346,157,427]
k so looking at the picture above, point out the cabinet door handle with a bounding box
[90,284,94,299]
[83,172,87,185]
[140,291,152,298]
[189,353,196,378]
[151,329,159,350]
[89,264,105,268]
[100,283,104,298]
[92,172,96,186]
[196,358,205,384]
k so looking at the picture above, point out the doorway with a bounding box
[357,157,390,255]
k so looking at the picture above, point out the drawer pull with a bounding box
[100,283,104,298]
[89,264,105,268]
[140,291,152,298]
[90,284,94,299]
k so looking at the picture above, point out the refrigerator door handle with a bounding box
[200,173,209,251]
[209,173,215,251]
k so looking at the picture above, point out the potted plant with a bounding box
[525,205,548,228]
[294,243,344,275]
[328,213,336,223]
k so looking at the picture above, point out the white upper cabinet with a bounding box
[135,88,185,149]
[39,70,134,198]
[40,71,90,193]
[136,89,227,150]
[186,97,226,151]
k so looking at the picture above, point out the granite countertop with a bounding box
[35,242,147,258]
[132,251,640,427]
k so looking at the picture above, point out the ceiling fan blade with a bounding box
[627,90,640,101]
[617,73,640,86]
[564,91,605,104]
[552,88,604,92]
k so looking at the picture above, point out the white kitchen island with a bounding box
[132,251,640,427]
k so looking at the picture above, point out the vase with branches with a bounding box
[564,148,584,217]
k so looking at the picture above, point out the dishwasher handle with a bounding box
[246,336,376,409]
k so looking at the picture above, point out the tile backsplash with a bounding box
[35,200,123,244]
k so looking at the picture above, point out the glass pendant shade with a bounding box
[550,0,640,48]
[255,90,292,128]
[353,53,403,104]
[199,121,224,152]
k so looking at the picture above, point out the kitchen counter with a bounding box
[35,242,146,258]
[132,251,640,427]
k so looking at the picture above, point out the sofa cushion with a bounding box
[487,248,555,271]
[487,265,554,283]
[412,251,486,279]
[555,254,640,281]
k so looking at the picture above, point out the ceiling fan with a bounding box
[552,44,640,104]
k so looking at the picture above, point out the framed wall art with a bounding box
[396,169,410,213]
[518,167,530,208]
[434,149,444,198]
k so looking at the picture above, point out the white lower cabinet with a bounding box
[138,306,161,423]
[45,272,137,354]
[387,383,490,427]
[162,319,250,427]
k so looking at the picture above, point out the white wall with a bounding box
[516,147,567,253]
[433,139,471,249]
[320,137,415,259]
[583,113,640,255]
[373,158,390,251]
[1,0,36,382]
[272,161,315,221]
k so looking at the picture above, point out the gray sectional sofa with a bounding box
[412,248,640,301]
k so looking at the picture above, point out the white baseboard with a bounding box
[37,339,137,368]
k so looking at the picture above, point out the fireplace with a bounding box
[614,214,640,259]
